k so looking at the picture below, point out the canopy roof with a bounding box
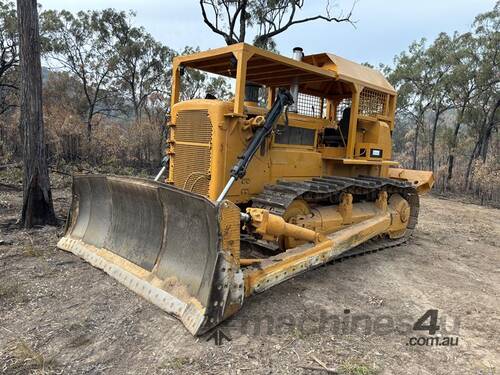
[174,43,395,97]
[302,53,396,94]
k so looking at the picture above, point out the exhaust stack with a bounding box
[289,47,304,113]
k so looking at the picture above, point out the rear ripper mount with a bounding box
[58,174,418,335]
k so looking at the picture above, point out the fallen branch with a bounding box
[297,365,338,374]
[0,163,21,171]
[49,168,71,176]
[309,354,338,374]
[0,182,22,191]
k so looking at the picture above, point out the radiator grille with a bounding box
[172,110,212,196]
[174,109,212,143]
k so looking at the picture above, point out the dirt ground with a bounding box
[0,173,499,375]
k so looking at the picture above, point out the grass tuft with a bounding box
[340,361,378,375]
[69,334,92,348]
[6,339,57,374]
[0,282,20,299]
[23,236,43,257]
[158,356,192,370]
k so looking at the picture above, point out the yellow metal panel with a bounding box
[173,43,244,65]
[270,148,322,180]
[232,49,253,115]
[388,168,434,194]
[330,158,399,166]
[243,213,392,296]
[171,61,180,109]
[219,201,241,265]
[174,43,339,92]
[303,52,397,95]
[320,147,347,159]
[346,85,360,158]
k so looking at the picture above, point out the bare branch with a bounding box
[256,0,356,44]
[199,0,236,44]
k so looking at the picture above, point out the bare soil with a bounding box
[0,173,499,375]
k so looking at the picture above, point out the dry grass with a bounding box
[0,283,20,300]
[3,339,57,374]
[158,356,193,370]
[68,334,92,348]
[23,238,43,257]
[0,279,31,305]
[339,361,378,375]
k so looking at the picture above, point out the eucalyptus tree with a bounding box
[41,9,122,139]
[390,39,436,170]
[445,32,480,186]
[104,10,174,122]
[425,33,455,172]
[199,0,355,49]
[472,4,499,163]
[0,0,18,115]
[17,0,56,227]
[462,4,499,189]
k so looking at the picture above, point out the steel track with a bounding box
[248,176,420,262]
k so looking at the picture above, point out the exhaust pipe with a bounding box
[289,47,304,113]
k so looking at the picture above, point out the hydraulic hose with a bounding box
[216,89,294,203]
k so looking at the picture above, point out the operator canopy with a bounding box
[175,43,396,97]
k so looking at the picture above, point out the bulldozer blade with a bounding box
[58,175,244,336]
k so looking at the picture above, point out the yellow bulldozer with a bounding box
[58,43,434,335]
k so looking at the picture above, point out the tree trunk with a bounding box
[429,108,442,173]
[480,98,500,162]
[446,105,466,188]
[17,0,57,228]
[239,0,247,42]
[412,119,421,170]
[464,139,480,191]
[86,110,93,141]
[134,105,140,123]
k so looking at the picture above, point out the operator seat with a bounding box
[324,107,351,147]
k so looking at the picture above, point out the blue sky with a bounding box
[39,0,495,66]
